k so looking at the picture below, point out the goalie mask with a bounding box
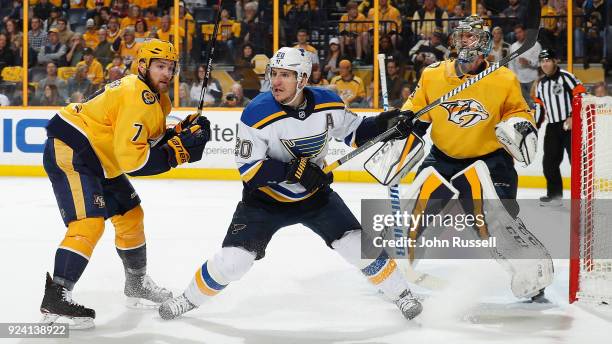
[266,47,312,105]
[452,15,492,63]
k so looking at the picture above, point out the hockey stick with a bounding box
[323,1,541,175]
[377,54,447,290]
[196,0,224,116]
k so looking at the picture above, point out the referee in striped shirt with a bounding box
[533,49,586,205]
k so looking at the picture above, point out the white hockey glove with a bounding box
[495,117,538,166]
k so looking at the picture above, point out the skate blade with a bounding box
[126,297,161,310]
[40,313,94,330]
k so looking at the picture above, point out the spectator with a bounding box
[34,0,54,22]
[368,0,403,48]
[67,64,93,98]
[77,47,105,86]
[107,65,125,82]
[476,2,493,28]
[380,34,403,63]
[412,0,449,38]
[179,82,196,107]
[56,18,75,46]
[409,29,449,76]
[383,59,406,107]
[156,15,186,50]
[144,8,161,32]
[223,83,251,107]
[47,7,62,30]
[323,37,342,80]
[396,84,413,109]
[38,62,68,100]
[106,16,122,44]
[330,59,366,107]
[65,34,86,67]
[83,19,100,49]
[533,49,586,205]
[203,8,238,62]
[508,24,541,108]
[293,29,319,69]
[487,26,510,62]
[233,43,260,100]
[38,84,63,106]
[239,2,268,54]
[308,67,329,86]
[70,91,85,103]
[105,54,127,76]
[134,19,151,42]
[111,0,130,18]
[0,33,16,71]
[190,64,223,107]
[539,0,559,51]
[448,4,466,32]
[112,26,142,69]
[94,28,114,66]
[120,4,141,30]
[593,82,608,97]
[38,28,67,66]
[437,0,460,12]
[29,17,48,53]
[14,32,38,67]
[2,19,21,50]
[176,1,196,38]
[338,1,368,65]
[500,0,528,35]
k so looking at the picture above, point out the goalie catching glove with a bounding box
[286,157,332,192]
[375,109,415,141]
[495,117,538,166]
[163,116,211,167]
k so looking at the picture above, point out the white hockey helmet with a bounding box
[266,47,312,104]
[268,47,312,81]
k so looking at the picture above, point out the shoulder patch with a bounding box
[142,90,156,105]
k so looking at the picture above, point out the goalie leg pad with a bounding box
[450,161,554,299]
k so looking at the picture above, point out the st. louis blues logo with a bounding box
[281,131,328,158]
[441,99,489,128]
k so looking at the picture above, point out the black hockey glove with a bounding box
[286,157,332,193]
[163,122,210,167]
[375,109,415,141]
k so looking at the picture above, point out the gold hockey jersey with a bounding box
[57,74,172,178]
[401,60,534,159]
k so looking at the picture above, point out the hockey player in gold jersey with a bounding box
[40,39,211,329]
[387,15,548,301]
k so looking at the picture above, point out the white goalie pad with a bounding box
[364,133,425,186]
[450,160,554,299]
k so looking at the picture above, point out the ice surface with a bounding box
[0,177,609,344]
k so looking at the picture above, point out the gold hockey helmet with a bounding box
[136,39,179,72]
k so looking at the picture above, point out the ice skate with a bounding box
[159,293,197,320]
[395,289,423,320]
[124,272,173,309]
[40,272,95,330]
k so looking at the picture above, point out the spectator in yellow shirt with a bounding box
[120,4,141,30]
[330,59,366,107]
[112,26,142,69]
[339,1,368,65]
[86,0,111,10]
[106,16,122,44]
[144,8,161,32]
[134,19,152,42]
[367,0,402,49]
[133,0,158,10]
[82,19,100,49]
[77,47,104,86]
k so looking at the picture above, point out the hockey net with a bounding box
[570,95,612,305]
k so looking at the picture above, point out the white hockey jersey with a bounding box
[236,87,367,203]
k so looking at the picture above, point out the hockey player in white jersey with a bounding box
[159,47,421,320]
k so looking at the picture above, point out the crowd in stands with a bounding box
[0,0,608,107]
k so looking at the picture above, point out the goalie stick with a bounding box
[377,54,447,290]
[323,0,541,174]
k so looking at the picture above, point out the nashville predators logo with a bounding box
[441,99,489,128]
[142,90,156,105]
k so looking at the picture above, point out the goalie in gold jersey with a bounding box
[40,39,211,328]
[382,16,550,302]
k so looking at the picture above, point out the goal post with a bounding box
[570,95,612,305]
